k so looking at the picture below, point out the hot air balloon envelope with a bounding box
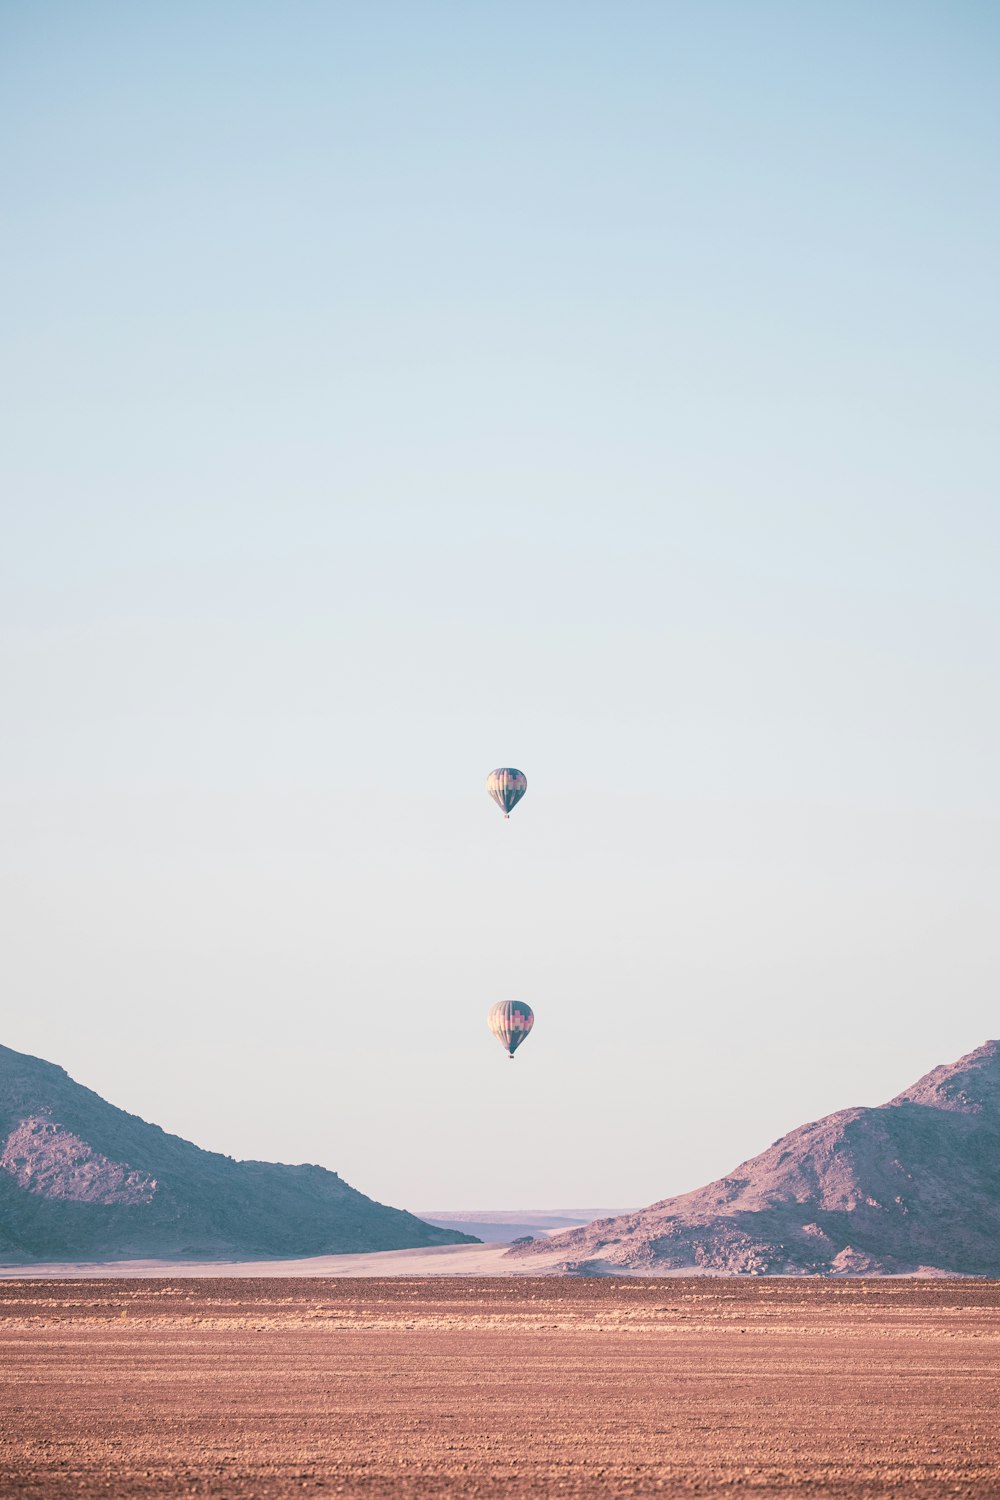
[488,1001,534,1058]
[486,767,527,818]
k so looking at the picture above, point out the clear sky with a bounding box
[2,2,999,1213]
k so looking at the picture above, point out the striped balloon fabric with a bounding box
[487,1001,534,1059]
[486,767,527,818]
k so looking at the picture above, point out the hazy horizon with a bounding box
[3,3,999,1212]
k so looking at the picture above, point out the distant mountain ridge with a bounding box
[0,1043,475,1263]
[509,1040,1000,1276]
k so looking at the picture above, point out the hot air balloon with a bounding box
[488,1001,534,1059]
[486,767,527,818]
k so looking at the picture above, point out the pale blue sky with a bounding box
[2,2,999,1211]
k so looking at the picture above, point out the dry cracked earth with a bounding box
[2,1277,999,1497]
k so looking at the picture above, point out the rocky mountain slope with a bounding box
[509,1040,1000,1276]
[0,1043,475,1263]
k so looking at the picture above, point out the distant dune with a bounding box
[416,1208,634,1243]
[0,1043,475,1264]
[509,1040,1000,1276]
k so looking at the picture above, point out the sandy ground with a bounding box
[0,1242,523,1280]
[2,1278,1000,1497]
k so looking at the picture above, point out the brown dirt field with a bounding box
[1,1278,999,1498]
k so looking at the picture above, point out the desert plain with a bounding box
[2,1276,1000,1498]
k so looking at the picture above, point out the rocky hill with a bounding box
[0,1043,476,1263]
[508,1040,1000,1276]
